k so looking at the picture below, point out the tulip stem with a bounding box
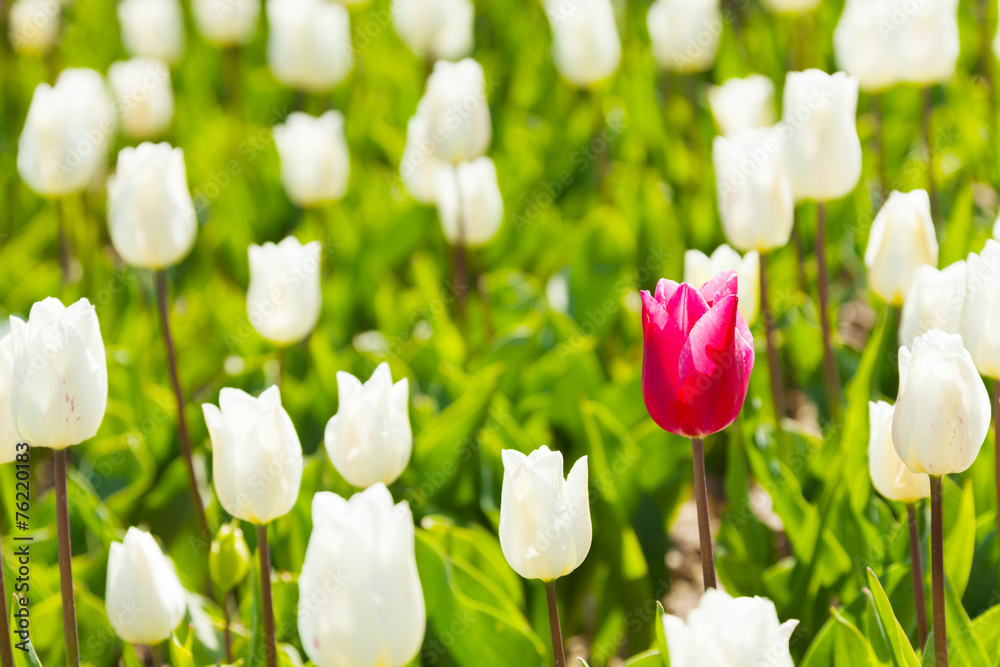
[690,437,717,589]
[790,224,809,294]
[544,581,566,667]
[454,238,467,326]
[0,521,14,667]
[994,380,1000,548]
[907,503,928,649]
[53,449,80,667]
[256,524,278,667]
[155,270,210,542]
[55,197,71,286]
[814,203,841,416]
[922,87,938,224]
[930,477,948,667]
[874,93,888,200]
[758,252,785,424]
[224,590,233,663]
[151,642,163,667]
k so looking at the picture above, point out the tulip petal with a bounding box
[664,282,709,335]
[698,269,738,304]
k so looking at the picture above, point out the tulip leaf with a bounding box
[169,631,195,667]
[120,643,143,667]
[941,478,976,599]
[10,594,42,667]
[865,569,920,667]
[919,574,991,667]
[622,650,664,666]
[970,605,999,659]
[654,602,669,667]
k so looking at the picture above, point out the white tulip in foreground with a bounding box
[324,363,412,488]
[117,0,185,64]
[662,589,798,667]
[781,70,862,202]
[192,0,260,47]
[8,298,107,449]
[499,446,591,581]
[299,484,425,667]
[647,0,721,73]
[247,237,322,345]
[273,111,350,208]
[105,527,187,645]
[266,0,353,92]
[899,261,965,348]
[202,386,303,524]
[391,0,474,62]
[545,0,621,88]
[893,330,990,476]
[834,0,904,92]
[708,75,775,137]
[960,239,1000,379]
[107,143,197,269]
[18,69,117,197]
[868,401,930,503]
[434,156,503,247]
[684,245,759,325]
[8,0,60,56]
[108,58,175,140]
[0,334,18,464]
[864,190,939,305]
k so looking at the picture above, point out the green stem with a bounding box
[0,520,14,667]
[930,477,948,667]
[54,449,80,667]
[544,581,566,667]
[907,503,928,648]
[256,524,277,667]
[690,437,716,589]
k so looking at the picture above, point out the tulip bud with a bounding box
[105,527,187,646]
[391,0,474,62]
[246,237,322,345]
[684,245,759,325]
[202,386,304,524]
[899,261,965,348]
[662,589,798,666]
[868,401,930,503]
[545,0,622,88]
[499,446,591,581]
[117,0,185,64]
[647,0,721,73]
[760,0,819,13]
[18,69,117,197]
[409,58,492,164]
[1,334,18,465]
[299,484,425,667]
[8,298,107,449]
[708,75,775,136]
[864,190,938,305]
[712,127,795,253]
[893,330,991,476]
[960,239,1000,378]
[324,363,412,489]
[781,70,862,202]
[434,156,503,247]
[399,114,446,204]
[107,143,196,269]
[272,111,350,208]
[895,0,959,86]
[8,0,60,56]
[641,273,755,438]
[209,523,252,593]
[834,0,903,92]
[192,0,260,47]
[108,58,174,140]
[266,0,353,92]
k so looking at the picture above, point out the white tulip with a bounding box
[647,0,721,73]
[324,363,412,489]
[8,298,107,449]
[391,0,473,62]
[434,156,503,247]
[408,58,492,164]
[0,334,19,464]
[708,75,775,136]
[108,58,174,140]
[499,446,591,581]
[105,527,187,645]
[107,143,197,269]
[266,0,353,92]
[781,70,862,202]
[8,0,60,56]
[864,190,938,305]
[893,330,991,476]
[117,0,185,64]
[399,114,446,204]
[247,237,322,345]
[712,127,795,253]
[834,0,904,92]
[761,0,819,14]
[899,261,965,348]
[896,0,959,86]
[868,401,930,503]
[545,0,622,88]
[684,245,759,324]
[960,239,1000,379]
[662,589,798,667]
[192,0,260,47]
[18,69,117,197]
[273,111,350,208]
[299,484,425,667]
[202,386,303,524]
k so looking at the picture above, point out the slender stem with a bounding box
[790,223,809,294]
[223,590,233,663]
[994,380,1000,545]
[759,252,785,423]
[690,437,717,589]
[922,87,938,224]
[815,202,842,416]
[930,477,948,667]
[544,581,566,667]
[454,225,467,324]
[53,449,80,667]
[0,521,14,667]
[151,643,163,667]
[55,197,71,286]
[155,270,210,542]
[874,92,888,200]
[256,524,277,667]
[907,503,928,649]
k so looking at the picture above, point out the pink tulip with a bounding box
[641,271,755,438]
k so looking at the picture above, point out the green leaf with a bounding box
[169,632,194,667]
[654,602,670,667]
[921,574,992,667]
[10,594,42,667]
[803,608,873,667]
[120,643,143,667]
[942,478,976,598]
[970,605,999,661]
[623,650,665,667]
[866,569,920,667]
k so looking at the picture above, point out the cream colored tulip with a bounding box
[868,401,930,503]
[246,237,322,345]
[117,0,185,64]
[391,0,473,61]
[684,245,759,324]
[545,0,622,87]
[8,0,60,56]
[960,239,1000,379]
[434,156,503,246]
[864,190,938,305]
[708,75,775,136]
[899,261,965,348]
[273,111,350,208]
[108,58,174,140]
[647,0,721,73]
[266,0,353,92]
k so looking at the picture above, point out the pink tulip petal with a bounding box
[664,282,709,336]
[654,278,680,308]
[699,270,738,305]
